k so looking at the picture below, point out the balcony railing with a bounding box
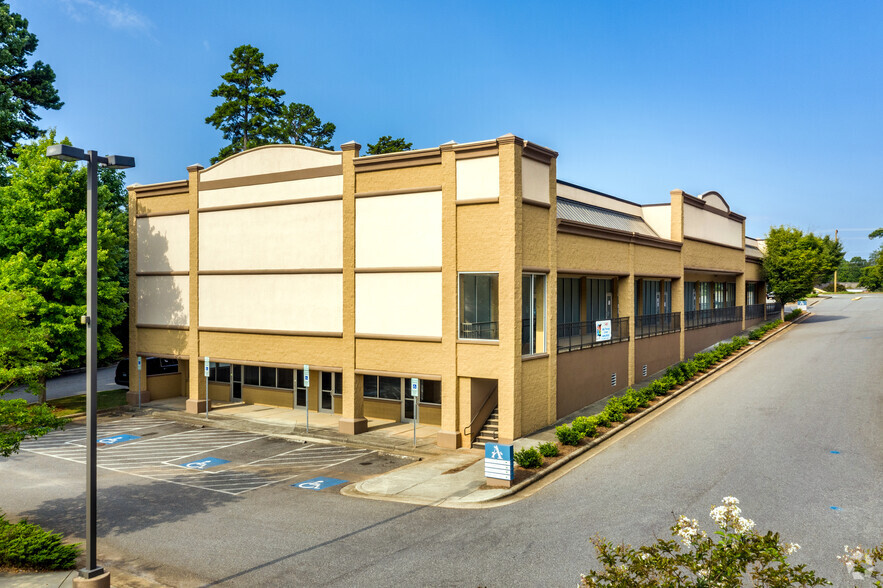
[557,316,629,353]
[460,320,498,340]
[685,306,743,330]
[745,303,765,320]
[635,312,681,339]
[765,302,782,317]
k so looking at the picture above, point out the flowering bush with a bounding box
[838,544,881,585]
[581,496,828,587]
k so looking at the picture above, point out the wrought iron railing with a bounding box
[635,312,681,338]
[765,302,782,317]
[460,320,498,340]
[557,316,630,353]
[745,303,765,320]
[685,306,743,330]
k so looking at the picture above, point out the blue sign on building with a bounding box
[484,443,514,481]
[293,477,347,491]
[177,457,230,470]
[97,434,139,445]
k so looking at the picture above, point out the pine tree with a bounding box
[205,44,284,164]
[366,136,413,155]
[273,102,335,150]
[0,1,63,161]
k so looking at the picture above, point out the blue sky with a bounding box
[10,0,883,258]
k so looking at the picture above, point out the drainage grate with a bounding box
[611,372,617,386]
[642,364,648,377]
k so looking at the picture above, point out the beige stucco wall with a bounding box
[199,144,342,182]
[136,215,189,272]
[521,157,550,204]
[356,166,442,193]
[633,245,681,277]
[557,234,630,273]
[198,201,343,270]
[457,203,506,269]
[355,272,441,337]
[199,331,343,366]
[135,328,189,357]
[137,276,189,326]
[522,205,550,268]
[147,372,184,399]
[199,176,343,208]
[684,205,742,248]
[456,156,499,200]
[356,339,445,374]
[520,357,550,435]
[744,261,764,281]
[199,274,343,332]
[136,193,188,216]
[682,240,744,272]
[642,205,671,240]
[355,192,441,268]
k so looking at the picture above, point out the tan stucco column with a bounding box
[495,134,523,445]
[619,271,636,386]
[736,274,746,330]
[184,164,206,414]
[672,278,685,361]
[437,143,460,448]
[338,141,367,435]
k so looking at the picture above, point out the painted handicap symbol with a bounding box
[97,434,139,445]
[185,460,212,470]
[293,477,347,491]
[177,457,229,470]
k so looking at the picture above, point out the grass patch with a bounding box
[48,389,128,417]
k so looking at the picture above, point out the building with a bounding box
[128,134,773,449]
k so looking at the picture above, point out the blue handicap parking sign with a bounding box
[178,457,230,470]
[97,434,139,445]
[293,477,347,491]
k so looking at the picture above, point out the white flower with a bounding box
[784,542,800,555]
[675,515,706,546]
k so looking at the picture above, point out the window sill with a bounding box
[521,353,550,362]
[458,338,500,345]
[363,396,402,403]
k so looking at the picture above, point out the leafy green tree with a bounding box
[0,288,57,396]
[837,256,867,283]
[762,226,833,303]
[365,136,413,155]
[0,399,65,457]
[859,229,883,291]
[205,44,285,164]
[0,134,129,401]
[0,1,63,162]
[273,102,335,150]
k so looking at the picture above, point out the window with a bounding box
[587,278,613,322]
[244,365,259,386]
[362,375,402,401]
[522,273,546,355]
[208,363,230,383]
[277,368,294,389]
[642,280,661,315]
[459,273,499,339]
[726,283,736,307]
[419,380,442,405]
[260,366,276,388]
[684,282,697,312]
[557,278,581,325]
[332,372,342,396]
[714,282,725,307]
[664,281,672,313]
[699,282,712,310]
[746,282,757,305]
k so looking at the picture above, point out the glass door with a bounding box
[320,372,334,413]
[231,365,242,401]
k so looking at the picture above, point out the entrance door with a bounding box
[402,378,416,423]
[231,365,242,401]
[319,372,334,413]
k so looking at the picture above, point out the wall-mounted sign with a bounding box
[596,320,612,342]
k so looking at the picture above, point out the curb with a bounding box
[480,312,809,503]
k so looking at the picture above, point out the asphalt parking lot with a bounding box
[20,415,411,496]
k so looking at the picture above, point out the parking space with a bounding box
[20,416,407,496]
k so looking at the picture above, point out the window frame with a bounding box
[522,272,547,356]
[458,272,500,341]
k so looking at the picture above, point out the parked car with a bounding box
[114,357,179,387]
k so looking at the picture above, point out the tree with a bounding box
[0,288,57,396]
[762,226,834,303]
[0,399,65,457]
[859,228,883,291]
[365,136,413,155]
[0,133,129,401]
[205,44,284,164]
[837,256,868,283]
[0,1,63,161]
[273,102,335,150]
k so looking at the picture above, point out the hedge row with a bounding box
[513,317,788,468]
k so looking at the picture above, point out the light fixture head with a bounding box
[46,144,86,162]
[105,155,135,170]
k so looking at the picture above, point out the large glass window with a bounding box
[714,282,725,307]
[587,278,613,322]
[699,282,713,310]
[642,280,661,315]
[362,375,402,401]
[726,283,736,307]
[746,282,757,305]
[260,367,276,388]
[684,282,697,312]
[277,368,294,389]
[459,273,499,340]
[244,365,259,386]
[208,363,231,383]
[522,273,546,355]
[419,380,442,404]
[557,278,581,325]
[664,281,672,313]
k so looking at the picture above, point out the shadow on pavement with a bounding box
[803,314,847,323]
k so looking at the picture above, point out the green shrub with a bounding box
[514,446,544,468]
[572,416,598,438]
[0,512,80,570]
[603,398,626,423]
[785,308,803,321]
[537,441,559,457]
[555,424,583,446]
[630,387,652,408]
[693,352,713,371]
[619,391,641,413]
[593,412,611,427]
[749,328,762,340]
[647,380,667,397]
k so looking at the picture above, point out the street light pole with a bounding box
[46,144,134,586]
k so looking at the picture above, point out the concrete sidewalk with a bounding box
[0,570,75,588]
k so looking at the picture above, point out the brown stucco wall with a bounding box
[635,333,681,380]
[556,342,629,419]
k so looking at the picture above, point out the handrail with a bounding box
[464,384,498,440]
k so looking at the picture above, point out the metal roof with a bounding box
[556,197,658,237]
[745,244,763,258]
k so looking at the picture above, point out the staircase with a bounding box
[471,408,499,450]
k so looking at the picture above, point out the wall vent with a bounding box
[642,364,648,378]
[611,372,617,387]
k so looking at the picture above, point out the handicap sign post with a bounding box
[137,356,142,409]
[293,477,347,491]
[204,356,210,419]
[797,299,807,313]
[485,442,514,487]
[410,378,419,447]
[303,365,310,432]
